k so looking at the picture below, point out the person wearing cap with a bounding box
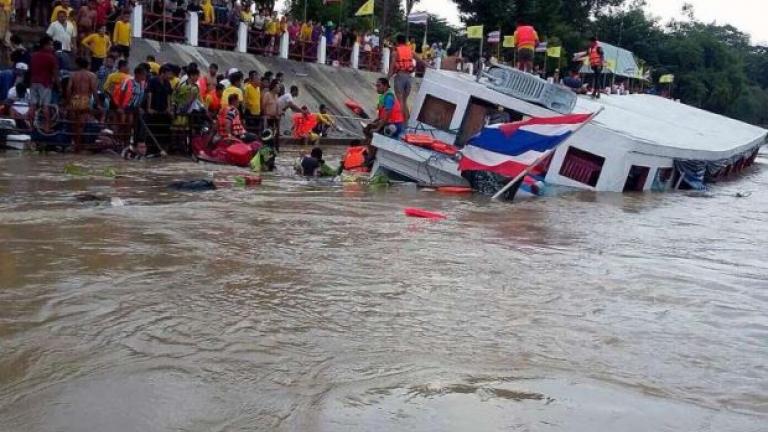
[0,62,25,101]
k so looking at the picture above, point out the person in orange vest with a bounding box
[575,36,605,99]
[387,34,418,122]
[363,77,406,145]
[292,105,320,146]
[513,20,539,73]
[205,83,224,116]
[587,37,605,99]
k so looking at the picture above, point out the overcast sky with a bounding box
[409,0,768,44]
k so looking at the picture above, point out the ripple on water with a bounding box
[0,152,767,431]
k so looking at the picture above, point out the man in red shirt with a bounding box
[29,35,59,132]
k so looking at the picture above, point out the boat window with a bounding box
[651,167,674,192]
[456,97,525,146]
[623,165,651,192]
[417,95,456,132]
[558,146,605,187]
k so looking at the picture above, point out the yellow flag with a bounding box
[605,59,616,71]
[659,74,675,84]
[502,35,515,48]
[355,0,374,16]
[466,25,484,40]
[546,46,562,58]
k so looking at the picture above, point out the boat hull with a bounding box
[371,134,471,187]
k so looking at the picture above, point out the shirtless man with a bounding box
[67,57,97,150]
[77,0,97,36]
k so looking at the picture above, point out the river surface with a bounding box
[1,148,766,431]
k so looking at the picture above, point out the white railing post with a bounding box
[131,4,143,38]
[467,63,474,76]
[317,35,326,65]
[236,22,248,53]
[381,47,390,74]
[279,32,289,59]
[186,12,199,46]
[434,55,442,70]
[351,42,360,69]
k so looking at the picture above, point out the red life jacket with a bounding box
[515,26,536,49]
[589,43,603,67]
[377,90,405,124]
[394,44,415,73]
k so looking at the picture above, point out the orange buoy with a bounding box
[404,208,447,219]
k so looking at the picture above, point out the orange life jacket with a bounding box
[208,92,221,112]
[589,44,603,67]
[515,26,536,49]
[394,44,415,73]
[378,89,405,124]
[197,76,208,99]
[343,146,370,172]
[292,113,318,138]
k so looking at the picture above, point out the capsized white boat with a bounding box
[371,67,767,196]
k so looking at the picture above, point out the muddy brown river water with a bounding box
[1,148,766,431]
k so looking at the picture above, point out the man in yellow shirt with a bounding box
[314,104,336,137]
[103,59,130,105]
[145,55,161,75]
[221,71,244,108]
[112,10,131,59]
[243,70,261,131]
[201,0,214,24]
[81,25,110,72]
[240,4,253,25]
[50,0,73,23]
[299,20,312,42]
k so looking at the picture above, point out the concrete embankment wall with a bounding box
[130,38,420,139]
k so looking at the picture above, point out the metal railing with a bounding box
[143,12,186,43]
[199,23,237,51]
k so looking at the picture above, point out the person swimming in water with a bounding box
[295,147,336,177]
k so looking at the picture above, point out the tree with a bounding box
[449,0,768,125]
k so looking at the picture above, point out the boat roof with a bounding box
[574,94,767,159]
[425,70,766,160]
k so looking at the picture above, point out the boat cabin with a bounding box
[395,69,766,192]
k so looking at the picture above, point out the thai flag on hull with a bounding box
[458,114,593,178]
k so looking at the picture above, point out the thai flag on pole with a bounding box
[459,114,592,178]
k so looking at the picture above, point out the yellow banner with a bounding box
[605,59,616,71]
[466,25,484,40]
[355,0,374,16]
[502,35,515,48]
[546,46,562,58]
[659,74,675,84]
